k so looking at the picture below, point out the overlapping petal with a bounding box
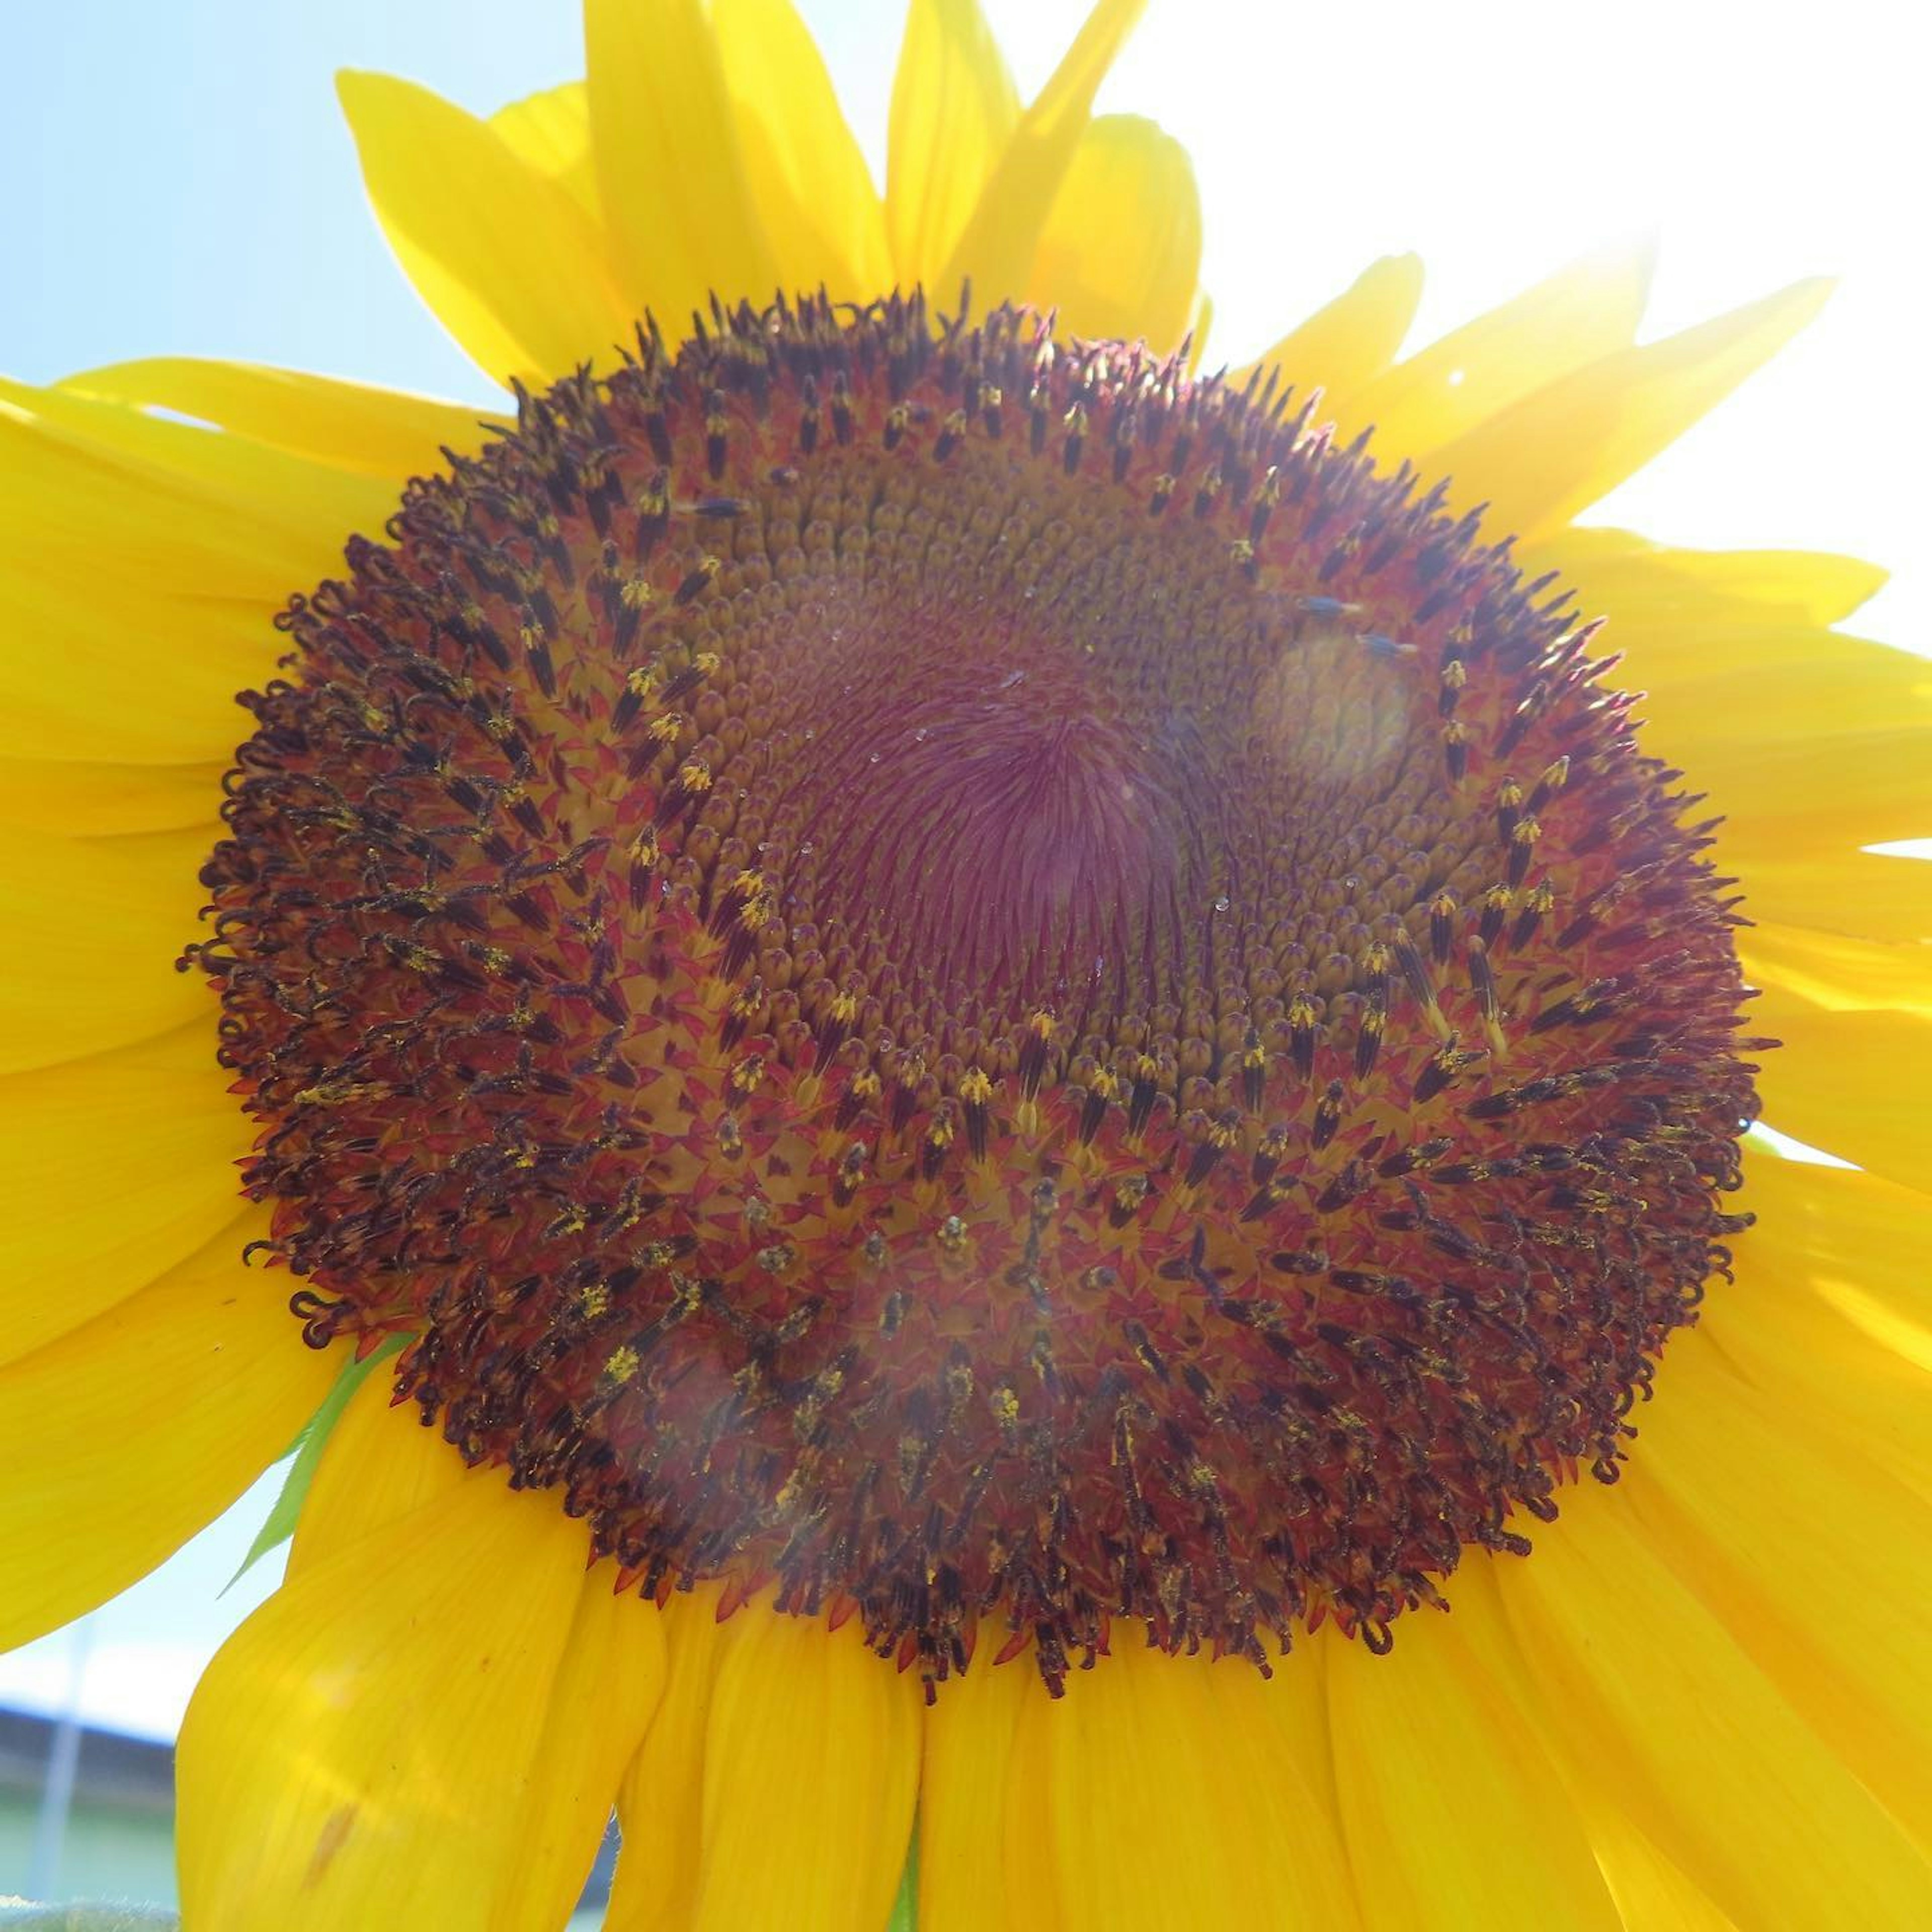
[1012,1638,1361,1929]
[177,1453,658,1931]
[0,1206,333,1650]
[607,1596,920,1932]
[713,0,893,299]
[340,68,635,387]
[1430,278,1831,538]
[1025,114,1201,349]
[0,1023,250,1367]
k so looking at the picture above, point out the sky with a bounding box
[1,0,1925,1747]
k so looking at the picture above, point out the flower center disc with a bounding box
[200,294,1756,1692]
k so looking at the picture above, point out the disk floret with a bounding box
[197,291,1758,1694]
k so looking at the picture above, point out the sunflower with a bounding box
[4,1,1928,1927]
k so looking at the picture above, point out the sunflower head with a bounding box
[192,288,1757,1695]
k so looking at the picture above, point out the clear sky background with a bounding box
[1,0,1925,1747]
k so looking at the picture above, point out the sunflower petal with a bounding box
[0,561,274,766]
[338,69,632,387]
[584,0,777,328]
[0,376,383,763]
[918,1642,1036,1932]
[1725,844,1932,954]
[176,1468,626,1930]
[1346,237,1656,457]
[938,0,1148,308]
[1024,114,1200,351]
[1622,628,1931,751]
[1233,254,1423,417]
[58,358,496,479]
[0,827,216,1074]
[0,373,391,590]
[1751,1001,1930,1189]
[1736,1150,1931,1354]
[1527,526,1889,630]
[1713,1153,1932,1493]
[1021,1636,1362,1930]
[713,0,891,298]
[1633,637,1932,856]
[490,80,600,221]
[1432,278,1832,540]
[687,1607,921,1930]
[1325,1613,1622,1928]
[1492,1480,1932,1926]
[1740,921,1932,1021]
[1586,1807,1741,1932]
[286,1364,471,1578]
[484,1576,668,1932]
[606,1585,737,1932]
[0,1208,332,1651]
[0,1024,249,1369]
[0,759,224,837]
[887,0,1020,290]
[1627,1323,1932,1842]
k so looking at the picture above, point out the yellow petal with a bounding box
[887,0,1020,291]
[0,373,393,593]
[1752,1001,1930,1189]
[1025,114,1201,351]
[287,1363,471,1579]
[58,357,496,480]
[713,0,892,298]
[0,561,274,765]
[0,1206,332,1651]
[1431,277,1831,541]
[1744,1141,1932,1330]
[1020,1634,1362,1930]
[939,0,1147,308]
[1735,1149,1932,1357]
[1725,844,1931,946]
[1326,1612,1622,1928]
[689,1607,921,1930]
[1740,921,1932,1021]
[0,826,213,1074]
[338,69,633,387]
[0,1022,250,1369]
[1446,1566,1749,1928]
[0,759,223,837]
[177,1465,644,1930]
[490,80,600,222]
[606,1585,737,1932]
[1346,238,1656,458]
[1250,1625,1346,1822]
[1491,1479,1932,1926]
[1626,1323,1932,1842]
[1232,254,1424,418]
[485,1575,667,1932]
[1622,629,1931,760]
[918,1640,1036,1932]
[0,376,384,763]
[1711,1153,1932,1495]
[584,0,776,328]
[1527,525,1889,630]
[1586,1807,1741,1932]
[1634,639,1932,856]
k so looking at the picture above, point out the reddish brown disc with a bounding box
[196,293,1757,1693]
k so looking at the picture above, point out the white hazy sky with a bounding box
[0,0,1925,1744]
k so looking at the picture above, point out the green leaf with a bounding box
[884,1820,920,1931]
[222,1332,410,1593]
